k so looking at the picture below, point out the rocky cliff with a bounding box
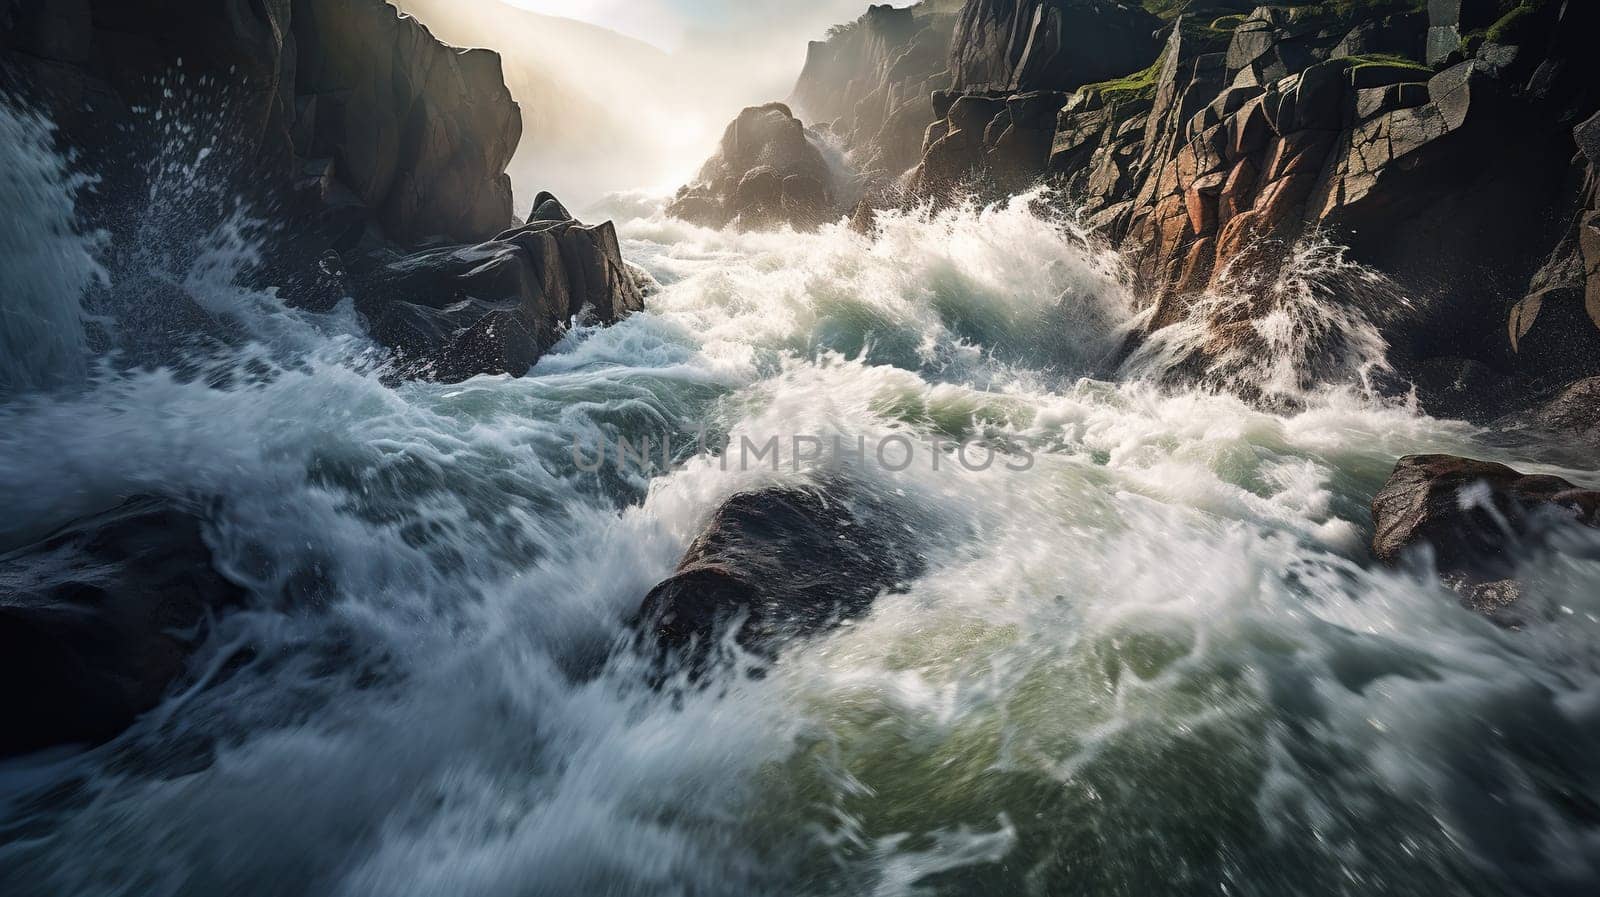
[797,0,1600,426]
[1,0,643,380]
[949,0,1162,93]
[1056,0,1600,414]
[1,0,518,246]
[790,1,964,179]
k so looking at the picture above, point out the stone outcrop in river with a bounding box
[356,192,646,382]
[667,103,839,231]
[1372,454,1600,622]
[0,0,643,379]
[637,485,925,676]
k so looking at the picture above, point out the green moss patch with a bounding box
[1077,52,1167,108]
[1484,1,1550,43]
[1339,52,1431,71]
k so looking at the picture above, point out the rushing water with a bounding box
[2,98,1600,897]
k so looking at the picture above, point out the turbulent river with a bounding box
[2,100,1600,897]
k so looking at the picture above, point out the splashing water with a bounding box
[0,106,1598,897]
[0,99,105,395]
[1121,237,1408,406]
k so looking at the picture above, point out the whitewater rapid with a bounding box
[3,101,1600,897]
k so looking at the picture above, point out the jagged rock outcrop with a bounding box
[890,1,1163,199]
[637,485,925,675]
[790,1,963,179]
[290,0,520,246]
[0,0,519,247]
[1032,1,1600,414]
[667,103,838,231]
[355,192,645,381]
[911,88,1073,196]
[0,498,247,757]
[950,0,1163,93]
[1372,454,1600,621]
[803,0,1598,421]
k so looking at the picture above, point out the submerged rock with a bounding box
[0,498,247,758]
[667,103,838,231]
[354,192,645,381]
[637,485,925,674]
[1371,455,1600,620]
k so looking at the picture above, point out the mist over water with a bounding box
[396,0,892,207]
[2,87,1600,897]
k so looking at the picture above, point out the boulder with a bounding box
[667,103,838,230]
[0,498,248,758]
[354,193,645,381]
[637,485,925,674]
[1371,455,1600,619]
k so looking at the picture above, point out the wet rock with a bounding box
[355,195,645,381]
[1527,377,1600,445]
[667,103,838,231]
[1372,455,1600,619]
[0,498,248,758]
[637,485,925,674]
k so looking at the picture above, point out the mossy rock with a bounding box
[1339,52,1431,71]
[1076,52,1167,108]
[1485,0,1551,43]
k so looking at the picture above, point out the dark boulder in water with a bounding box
[637,485,925,674]
[1371,455,1600,620]
[0,498,247,758]
[352,193,645,381]
[667,103,838,231]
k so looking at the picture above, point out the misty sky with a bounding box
[502,0,905,50]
